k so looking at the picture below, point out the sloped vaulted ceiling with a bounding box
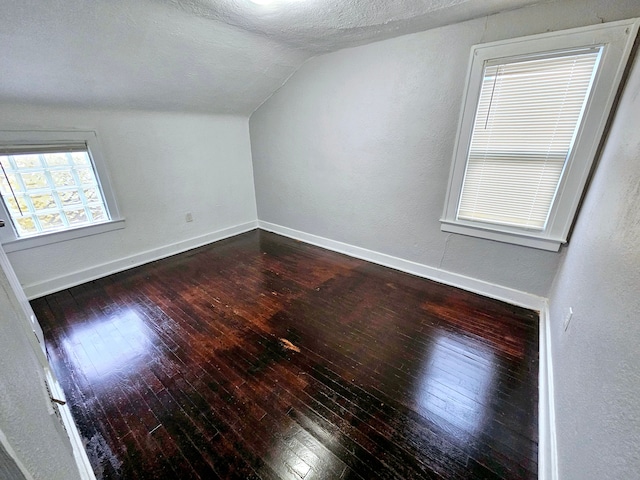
[1,0,543,114]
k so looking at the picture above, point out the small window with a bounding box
[441,19,639,251]
[0,131,123,251]
[0,147,109,237]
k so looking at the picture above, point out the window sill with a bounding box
[440,220,564,252]
[2,218,126,253]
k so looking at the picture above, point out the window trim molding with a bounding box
[2,219,126,253]
[0,130,124,250]
[441,18,640,252]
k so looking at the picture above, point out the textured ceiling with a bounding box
[1,0,543,114]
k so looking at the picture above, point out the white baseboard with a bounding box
[258,221,546,311]
[538,301,559,480]
[23,221,258,299]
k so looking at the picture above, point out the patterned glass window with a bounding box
[0,148,110,238]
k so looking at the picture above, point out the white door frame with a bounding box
[0,243,96,480]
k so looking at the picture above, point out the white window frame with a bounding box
[0,130,124,252]
[441,19,639,251]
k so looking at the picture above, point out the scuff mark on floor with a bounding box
[279,337,301,353]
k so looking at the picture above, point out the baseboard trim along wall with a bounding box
[538,301,559,480]
[22,221,258,299]
[258,220,546,311]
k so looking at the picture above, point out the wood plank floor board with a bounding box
[33,230,538,479]
[127,290,323,480]
[184,307,473,478]
[181,237,540,480]
[238,308,536,472]
[131,284,467,478]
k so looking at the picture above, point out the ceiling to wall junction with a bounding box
[1,0,544,114]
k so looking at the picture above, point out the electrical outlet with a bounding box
[563,307,573,331]
[185,212,193,223]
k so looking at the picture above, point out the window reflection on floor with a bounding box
[271,415,346,479]
[62,309,152,381]
[414,333,495,441]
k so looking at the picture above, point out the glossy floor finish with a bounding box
[32,230,539,480]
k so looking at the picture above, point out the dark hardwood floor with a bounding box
[32,230,539,480]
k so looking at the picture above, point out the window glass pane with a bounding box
[21,172,49,190]
[0,149,111,238]
[58,189,82,206]
[71,152,90,166]
[83,187,99,203]
[64,208,88,226]
[51,170,75,187]
[0,173,22,193]
[89,205,107,222]
[30,193,56,211]
[13,154,42,169]
[15,216,37,235]
[76,167,96,185]
[44,153,71,167]
[37,212,64,231]
[457,49,600,230]
[5,195,28,215]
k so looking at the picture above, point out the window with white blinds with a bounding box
[441,19,639,251]
[457,49,601,230]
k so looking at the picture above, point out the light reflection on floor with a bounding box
[273,420,344,479]
[62,309,152,381]
[414,333,495,441]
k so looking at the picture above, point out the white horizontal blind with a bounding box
[457,48,601,230]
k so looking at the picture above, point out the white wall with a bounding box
[0,105,257,297]
[249,0,640,298]
[0,261,81,480]
[547,42,640,480]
